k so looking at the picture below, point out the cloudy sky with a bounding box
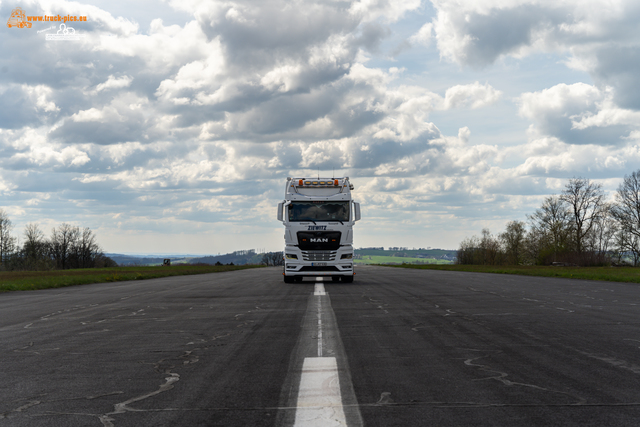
[2,0,640,254]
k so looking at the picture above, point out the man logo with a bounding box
[310,238,328,243]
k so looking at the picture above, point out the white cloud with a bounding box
[519,82,602,122]
[96,75,133,92]
[514,138,640,176]
[13,140,91,168]
[410,22,433,46]
[155,39,226,104]
[96,19,210,71]
[260,64,303,93]
[22,84,60,113]
[443,81,502,109]
[519,83,640,145]
[571,106,640,130]
[426,0,640,114]
[71,107,109,122]
[350,0,422,24]
[427,0,577,66]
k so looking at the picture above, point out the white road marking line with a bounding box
[314,283,326,296]
[314,283,326,357]
[293,357,347,427]
[287,279,361,426]
[317,297,323,357]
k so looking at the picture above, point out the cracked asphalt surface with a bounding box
[2,266,640,426]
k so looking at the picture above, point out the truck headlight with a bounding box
[286,253,298,259]
[341,254,352,259]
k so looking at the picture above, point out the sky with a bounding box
[2,0,640,254]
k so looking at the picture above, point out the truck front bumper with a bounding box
[283,246,354,277]
[284,263,354,276]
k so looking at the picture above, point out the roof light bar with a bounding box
[294,179,344,187]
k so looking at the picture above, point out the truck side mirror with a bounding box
[277,202,284,221]
[354,202,361,222]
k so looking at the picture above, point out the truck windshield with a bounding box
[288,201,349,222]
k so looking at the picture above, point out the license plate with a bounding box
[312,262,327,266]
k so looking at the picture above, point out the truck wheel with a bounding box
[295,276,303,282]
[343,275,354,283]
[331,276,340,282]
[284,275,294,283]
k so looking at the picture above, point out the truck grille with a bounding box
[302,251,337,261]
[297,231,341,250]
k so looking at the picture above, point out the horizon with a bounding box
[104,246,459,258]
[2,0,640,253]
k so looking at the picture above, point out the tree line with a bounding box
[261,252,284,266]
[0,210,116,271]
[457,171,640,266]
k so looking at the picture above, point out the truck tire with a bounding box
[331,276,340,282]
[284,275,294,283]
[343,275,354,283]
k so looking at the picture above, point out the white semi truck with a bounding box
[277,177,361,283]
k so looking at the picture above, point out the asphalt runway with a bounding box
[2,266,640,426]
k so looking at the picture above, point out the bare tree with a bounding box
[261,252,284,266]
[22,223,51,270]
[612,170,640,245]
[272,252,284,266]
[522,228,544,265]
[456,229,503,265]
[480,228,502,265]
[612,229,640,266]
[528,195,572,263]
[24,223,45,251]
[0,209,16,269]
[77,228,101,268]
[65,227,100,269]
[261,253,270,265]
[50,223,80,270]
[3,222,108,271]
[588,203,617,259]
[456,235,480,265]
[560,178,605,256]
[500,221,526,265]
[627,235,640,266]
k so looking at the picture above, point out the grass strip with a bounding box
[382,264,640,283]
[0,264,264,292]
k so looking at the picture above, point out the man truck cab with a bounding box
[277,177,361,283]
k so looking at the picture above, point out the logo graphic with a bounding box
[310,238,329,243]
[46,23,85,41]
[7,7,32,28]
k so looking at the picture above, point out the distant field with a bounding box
[355,256,452,265]
[385,264,640,283]
[0,264,263,292]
